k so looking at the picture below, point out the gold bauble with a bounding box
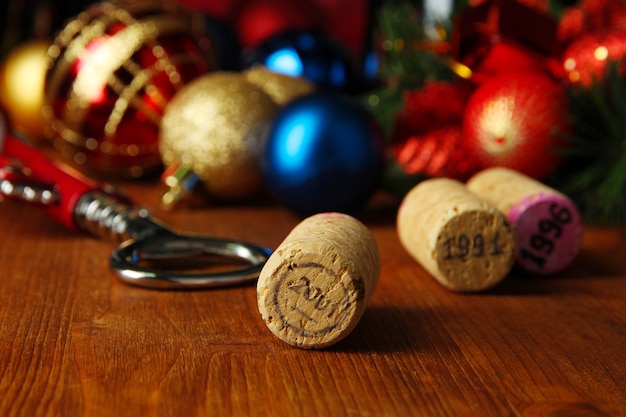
[243,65,314,106]
[0,39,49,140]
[160,72,279,201]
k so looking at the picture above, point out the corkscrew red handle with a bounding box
[0,133,100,232]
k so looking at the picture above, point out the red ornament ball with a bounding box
[43,0,217,178]
[391,81,478,181]
[470,41,551,84]
[392,81,473,138]
[394,126,481,182]
[557,0,626,47]
[560,31,626,86]
[462,72,572,180]
[231,0,325,49]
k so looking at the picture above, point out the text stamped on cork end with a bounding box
[397,177,518,292]
[467,167,584,275]
[270,257,366,338]
[435,210,516,291]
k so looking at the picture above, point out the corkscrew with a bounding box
[0,127,272,289]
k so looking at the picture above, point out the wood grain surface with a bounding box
[0,183,624,417]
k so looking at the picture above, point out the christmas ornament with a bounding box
[42,0,217,178]
[394,126,481,182]
[469,40,552,83]
[261,93,385,217]
[451,0,557,83]
[242,29,356,92]
[243,65,314,105]
[557,0,626,48]
[231,0,324,49]
[0,39,49,141]
[159,72,279,203]
[560,31,626,86]
[392,81,473,140]
[462,71,572,180]
[391,81,479,182]
[557,4,588,48]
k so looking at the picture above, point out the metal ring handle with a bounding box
[109,234,272,289]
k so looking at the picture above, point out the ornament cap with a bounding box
[160,163,200,210]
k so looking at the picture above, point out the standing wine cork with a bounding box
[257,212,381,349]
[467,167,583,274]
[397,178,516,292]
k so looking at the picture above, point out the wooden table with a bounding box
[1,182,624,417]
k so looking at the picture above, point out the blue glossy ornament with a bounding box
[261,93,385,217]
[242,29,356,92]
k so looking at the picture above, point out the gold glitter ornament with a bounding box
[243,65,314,106]
[0,39,50,141]
[42,0,217,178]
[159,71,279,201]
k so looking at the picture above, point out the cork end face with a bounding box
[434,210,516,292]
[508,194,583,274]
[257,254,367,349]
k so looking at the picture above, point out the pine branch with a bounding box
[549,62,626,225]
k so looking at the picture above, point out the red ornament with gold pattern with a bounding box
[43,0,218,178]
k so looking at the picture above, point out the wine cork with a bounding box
[397,178,516,292]
[467,167,583,274]
[257,212,381,349]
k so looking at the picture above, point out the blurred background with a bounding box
[0,0,380,58]
[1,1,91,55]
[1,0,625,226]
